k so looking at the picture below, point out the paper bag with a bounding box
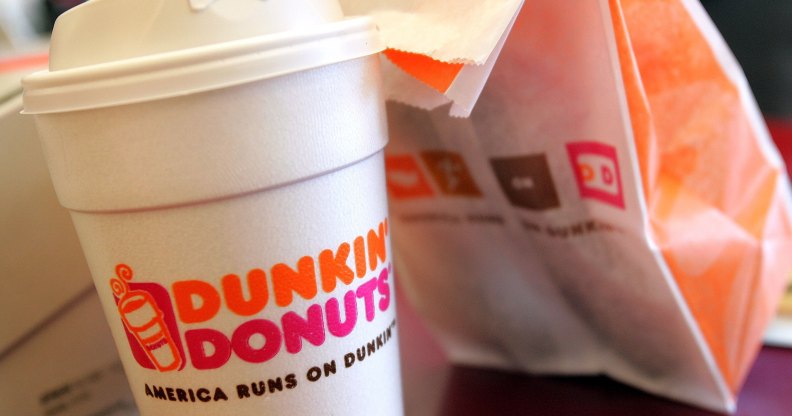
[339,0,524,116]
[384,0,792,412]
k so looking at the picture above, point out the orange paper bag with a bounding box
[385,0,792,412]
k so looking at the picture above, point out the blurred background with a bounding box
[702,0,792,118]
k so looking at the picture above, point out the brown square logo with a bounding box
[420,151,482,197]
[490,155,561,210]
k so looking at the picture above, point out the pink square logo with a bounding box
[567,142,625,209]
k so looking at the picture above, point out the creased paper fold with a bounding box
[340,0,524,117]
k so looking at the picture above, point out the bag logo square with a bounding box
[385,155,435,199]
[490,154,561,210]
[567,141,625,209]
[420,151,482,198]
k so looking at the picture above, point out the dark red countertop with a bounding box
[398,293,792,416]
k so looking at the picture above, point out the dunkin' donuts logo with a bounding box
[111,266,186,372]
[385,151,482,200]
[567,142,625,209]
[111,219,392,372]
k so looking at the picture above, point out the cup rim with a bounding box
[22,17,383,114]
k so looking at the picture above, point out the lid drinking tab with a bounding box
[49,0,345,71]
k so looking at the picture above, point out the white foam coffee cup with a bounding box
[22,1,403,415]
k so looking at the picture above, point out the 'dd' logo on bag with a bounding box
[490,154,561,210]
[111,265,186,372]
[567,142,625,209]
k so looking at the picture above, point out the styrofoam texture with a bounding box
[23,17,383,114]
[69,153,402,416]
[32,56,387,212]
[23,0,384,114]
[28,28,399,414]
[48,0,344,70]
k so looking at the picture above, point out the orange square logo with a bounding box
[385,155,435,199]
[420,151,482,197]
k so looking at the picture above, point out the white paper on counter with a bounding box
[0,291,137,416]
[764,317,792,348]
[0,87,95,358]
